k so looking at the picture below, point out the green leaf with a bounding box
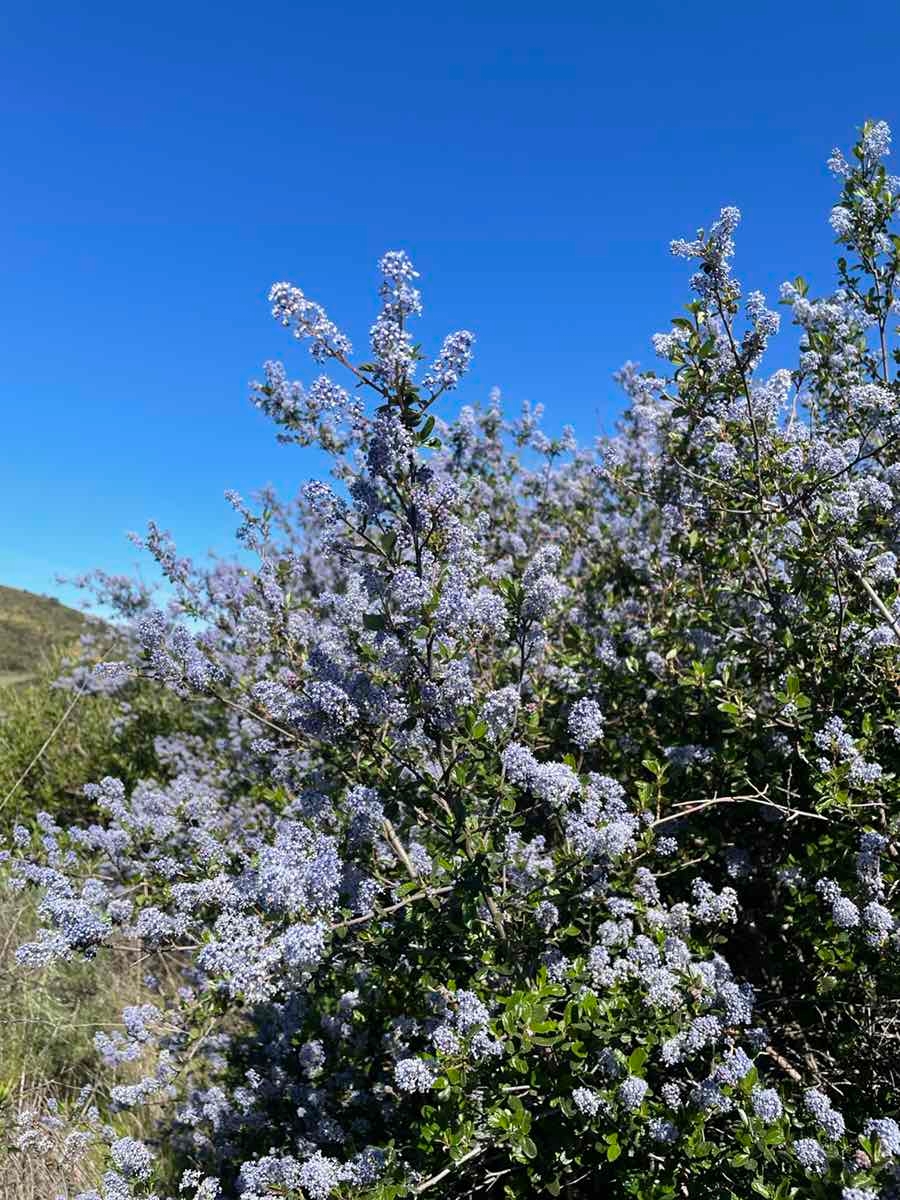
[628,1046,648,1073]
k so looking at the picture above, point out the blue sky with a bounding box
[3,1,899,603]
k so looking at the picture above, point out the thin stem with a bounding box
[652,792,831,827]
[414,1145,485,1194]
[333,885,453,931]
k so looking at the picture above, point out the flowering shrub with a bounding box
[5,121,900,1199]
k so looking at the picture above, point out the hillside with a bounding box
[0,585,90,681]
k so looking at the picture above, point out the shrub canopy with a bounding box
[6,121,900,1200]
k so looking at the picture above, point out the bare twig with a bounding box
[414,1145,485,1194]
[652,791,831,827]
[764,1045,804,1084]
[333,885,453,931]
[382,818,420,882]
[855,572,900,641]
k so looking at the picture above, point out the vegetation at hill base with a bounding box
[0,585,90,683]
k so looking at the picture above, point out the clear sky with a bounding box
[3,1,899,603]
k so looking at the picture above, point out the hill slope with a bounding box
[0,585,89,679]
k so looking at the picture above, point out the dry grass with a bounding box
[0,884,169,1199]
[0,672,36,689]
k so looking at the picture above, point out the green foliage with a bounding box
[0,644,189,830]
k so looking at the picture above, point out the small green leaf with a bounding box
[628,1046,648,1073]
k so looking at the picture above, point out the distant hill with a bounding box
[0,585,90,681]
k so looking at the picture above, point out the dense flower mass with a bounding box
[5,120,900,1200]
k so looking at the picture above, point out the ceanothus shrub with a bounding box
[5,121,900,1200]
